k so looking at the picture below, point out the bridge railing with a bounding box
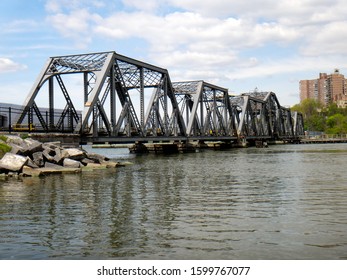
[304,133,347,140]
[0,106,82,133]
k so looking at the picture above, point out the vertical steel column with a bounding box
[213,89,216,133]
[69,108,73,131]
[84,72,91,135]
[186,98,190,131]
[163,75,168,134]
[45,111,48,131]
[84,72,89,103]
[126,110,131,136]
[140,67,144,130]
[224,92,228,133]
[8,107,11,133]
[110,66,116,135]
[200,88,204,133]
[28,107,33,132]
[49,77,54,129]
[93,105,98,137]
[155,97,159,135]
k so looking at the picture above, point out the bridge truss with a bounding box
[16,51,304,144]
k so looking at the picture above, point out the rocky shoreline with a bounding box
[0,135,124,177]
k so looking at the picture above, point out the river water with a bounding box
[0,143,347,260]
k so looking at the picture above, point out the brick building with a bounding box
[299,69,347,108]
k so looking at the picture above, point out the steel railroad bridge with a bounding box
[15,51,304,146]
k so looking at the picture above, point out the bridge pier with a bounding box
[129,142,149,154]
[129,141,197,154]
[129,140,238,154]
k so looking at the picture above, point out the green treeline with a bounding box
[291,99,347,134]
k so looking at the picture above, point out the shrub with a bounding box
[0,142,12,159]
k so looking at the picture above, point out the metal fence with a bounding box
[0,106,82,133]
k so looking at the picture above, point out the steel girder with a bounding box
[82,52,185,137]
[262,92,293,139]
[16,51,186,137]
[172,81,237,137]
[15,51,304,142]
[236,95,270,138]
[237,91,301,139]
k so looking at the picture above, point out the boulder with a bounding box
[5,135,24,146]
[0,136,126,176]
[53,147,64,165]
[32,152,44,167]
[83,162,107,170]
[8,142,26,155]
[25,157,39,168]
[42,142,61,150]
[63,158,82,168]
[44,162,64,169]
[23,138,43,154]
[81,158,95,165]
[22,166,43,177]
[42,149,55,162]
[87,152,109,163]
[61,148,86,160]
[0,153,28,172]
[6,136,42,156]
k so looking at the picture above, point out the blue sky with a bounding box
[1,0,347,108]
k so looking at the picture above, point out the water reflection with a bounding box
[1,144,347,259]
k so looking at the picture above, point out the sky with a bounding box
[1,0,347,108]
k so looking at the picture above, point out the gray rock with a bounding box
[53,147,64,165]
[63,158,82,168]
[5,135,24,146]
[25,157,39,168]
[22,166,43,177]
[42,142,61,149]
[23,138,43,154]
[81,158,95,165]
[61,148,86,160]
[0,153,29,172]
[8,143,26,155]
[42,149,55,162]
[87,152,109,163]
[32,152,44,167]
[44,162,64,169]
[0,136,114,175]
[6,137,42,156]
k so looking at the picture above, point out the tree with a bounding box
[291,99,324,131]
[291,99,347,133]
[300,99,323,118]
[325,114,347,134]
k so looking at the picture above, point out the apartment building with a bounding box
[299,69,347,108]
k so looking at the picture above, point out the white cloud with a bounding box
[40,0,347,105]
[122,0,160,12]
[0,58,27,73]
[300,21,347,56]
[45,0,100,13]
[168,0,276,18]
[47,9,102,48]
[92,11,299,61]
[227,55,347,81]
[1,20,39,34]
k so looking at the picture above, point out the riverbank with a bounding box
[0,135,126,177]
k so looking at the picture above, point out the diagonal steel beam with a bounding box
[186,81,204,136]
[75,52,116,133]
